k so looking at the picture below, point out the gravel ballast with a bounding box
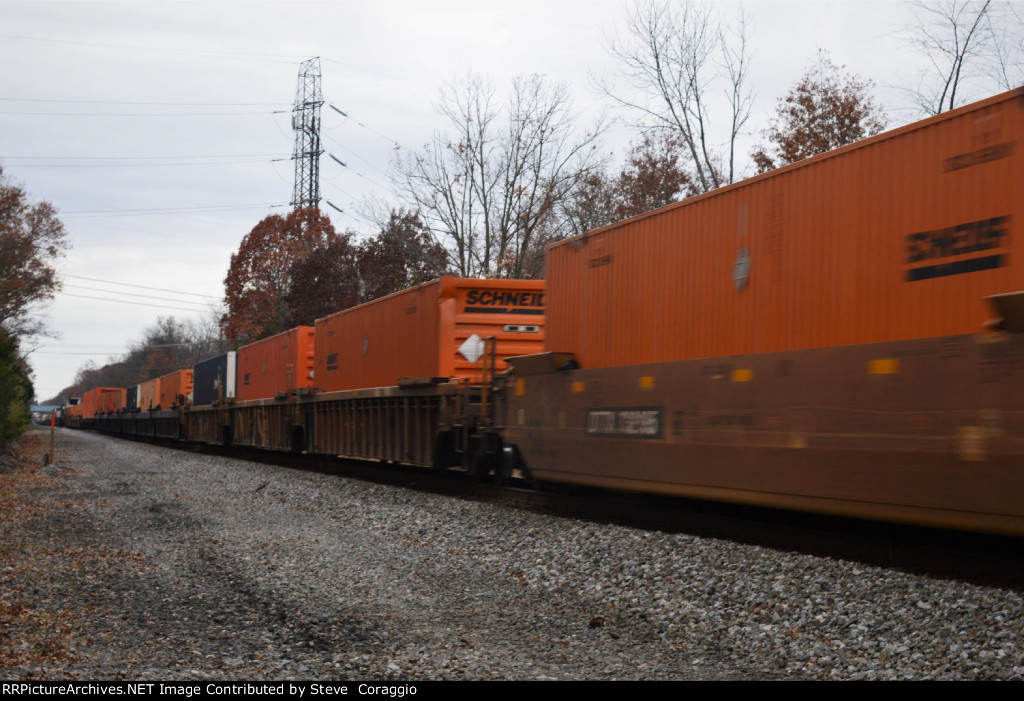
[2,428,1023,680]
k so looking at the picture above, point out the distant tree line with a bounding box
[41,315,231,406]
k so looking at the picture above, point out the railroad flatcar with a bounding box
[175,278,547,459]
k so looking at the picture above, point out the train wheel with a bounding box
[495,445,515,487]
[470,434,497,482]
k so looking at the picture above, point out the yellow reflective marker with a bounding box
[731,368,753,382]
[868,358,900,375]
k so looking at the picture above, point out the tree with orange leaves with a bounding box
[751,51,887,174]
[221,207,338,344]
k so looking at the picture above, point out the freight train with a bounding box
[67,88,1024,538]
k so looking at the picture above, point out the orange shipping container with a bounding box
[236,326,315,401]
[79,387,123,419]
[157,369,193,409]
[546,88,1024,368]
[97,388,126,414]
[139,378,161,412]
[315,277,546,392]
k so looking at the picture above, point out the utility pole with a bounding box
[291,57,324,209]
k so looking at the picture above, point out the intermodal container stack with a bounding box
[157,369,193,409]
[314,277,546,392]
[80,387,124,419]
[545,88,1024,368]
[97,388,126,415]
[193,352,236,406]
[236,327,315,401]
[139,378,161,412]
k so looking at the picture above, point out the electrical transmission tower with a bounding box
[290,57,323,209]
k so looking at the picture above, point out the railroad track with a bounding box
[123,431,1024,590]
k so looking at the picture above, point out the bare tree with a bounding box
[902,0,1023,116]
[395,74,605,278]
[982,1,1024,92]
[599,0,754,192]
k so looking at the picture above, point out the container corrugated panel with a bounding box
[97,389,126,414]
[193,352,236,406]
[79,388,123,419]
[157,369,193,409]
[139,378,161,412]
[79,388,99,419]
[315,277,545,392]
[236,327,315,401]
[546,88,1024,368]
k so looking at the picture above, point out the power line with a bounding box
[328,104,402,146]
[0,110,275,117]
[61,202,286,217]
[325,153,396,194]
[320,57,418,87]
[62,275,222,300]
[0,97,289,106]
[319,60,435,103]
[57,292,218,313]
[10,158,285,168]
[33,351,136,356]
[64,284,219,307]
[39,342,193,349]
[322,132,393,178]
[0,33,301,63]
[3,153,288,160]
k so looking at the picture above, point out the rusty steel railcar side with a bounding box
[196,382,485,469]
[186,404,232,446]
[229,398,294,451]
[300,383,474,467]
[503,331,1024,537]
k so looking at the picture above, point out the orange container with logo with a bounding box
[157,369,193,409]
[315,277,546,392]
[546,88,1024,368]
[236,326,315,401]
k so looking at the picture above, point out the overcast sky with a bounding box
[1,0,1000,401]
